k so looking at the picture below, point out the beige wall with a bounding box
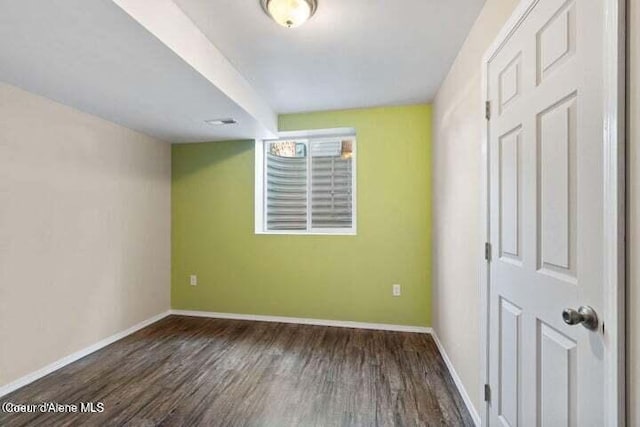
[0,83,171,387]
[629,0,639,422]
[431,0,518,414]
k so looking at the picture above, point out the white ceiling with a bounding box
[0,0,485,142]
[0,0,277,142]
[174,0,486,113]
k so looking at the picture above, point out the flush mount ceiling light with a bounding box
[260,0,318,28]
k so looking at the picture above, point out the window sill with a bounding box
[254,230,357,236]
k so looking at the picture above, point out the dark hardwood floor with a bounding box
[0,316,473,426]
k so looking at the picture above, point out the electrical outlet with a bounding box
[392,284,401,297]
[190,275,197,286]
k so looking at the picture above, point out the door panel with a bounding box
[537,93,577,280]
[499,53,522,114]
[536,1,576,84]
[538,321,577,425]
[499,126,522,263]
[487,0,605,425]
[498,298,522,426]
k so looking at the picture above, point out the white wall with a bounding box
[0,83,171,387]
[629,0,639,422]
[431,0,518,414]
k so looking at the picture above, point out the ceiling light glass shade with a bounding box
[261,0,317,28]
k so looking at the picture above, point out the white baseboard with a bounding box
[171,309,432,334]
[431,332,481,426]
[0,310,171,398]
[2,306,479,427]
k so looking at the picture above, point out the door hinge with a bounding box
[485,242,492,262]
[485,100,491,120]
[484,384,491,403]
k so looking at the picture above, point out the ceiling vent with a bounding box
[205,118,237,126]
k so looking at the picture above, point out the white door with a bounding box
[487,0,608,425]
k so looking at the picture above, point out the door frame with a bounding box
[479,0,626,425]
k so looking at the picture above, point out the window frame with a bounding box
[255,128,357,236]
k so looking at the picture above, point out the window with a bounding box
[255,129,356,235]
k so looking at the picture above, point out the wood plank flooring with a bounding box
[0,316,473,426]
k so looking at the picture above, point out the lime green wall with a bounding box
[172,104,432,326]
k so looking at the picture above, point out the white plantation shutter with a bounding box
[310,141,353,229]
[263,136,355,233]
[266,152,307,230]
